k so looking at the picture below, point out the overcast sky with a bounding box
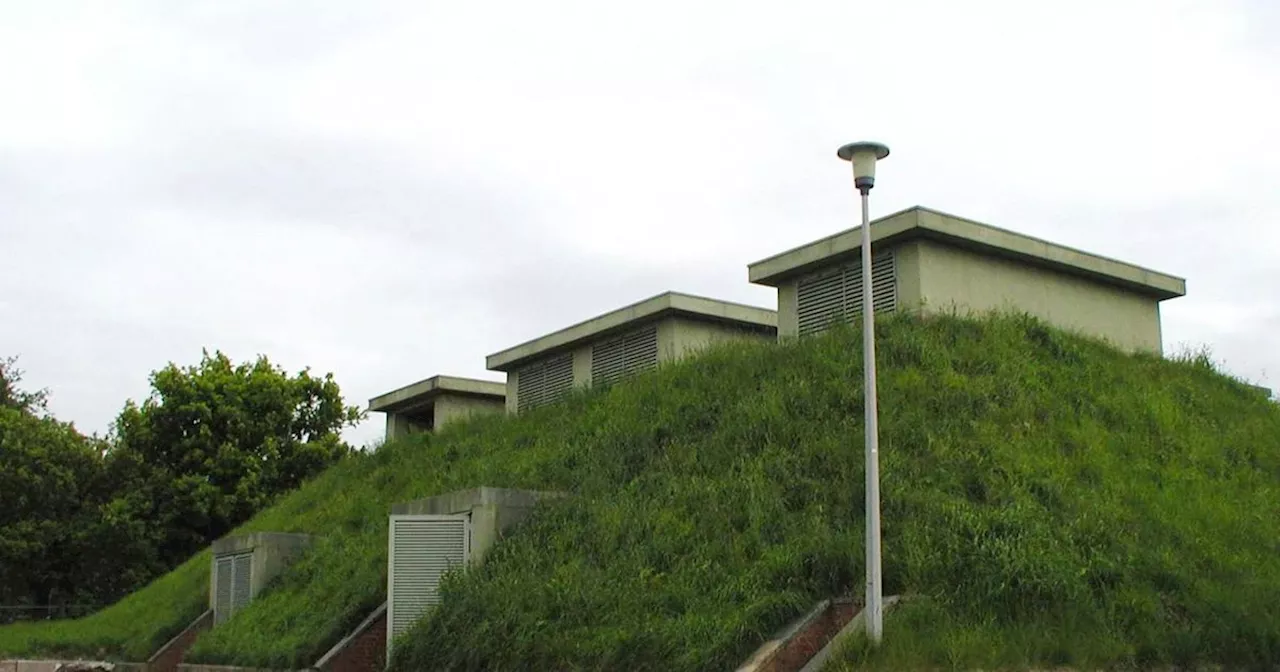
[1,0,1277,449]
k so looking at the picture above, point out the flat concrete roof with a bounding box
[747,206,1186,300]
[486,291,778,371]
[368,375,506,413]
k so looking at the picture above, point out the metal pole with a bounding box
[859,187,883,643]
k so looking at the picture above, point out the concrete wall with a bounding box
[431,395,505,430]
[174,660,284,665]
[774,243,922,340]
[665,317,774,359]
[384,413,428,441]
[146,610,213,672]
[909,239,1164,353]
[391,488,565,565]
[504,346,591,415]
[507,316,775,412]
[774,239,1163,354]
[210,533,313,612]
[312,603,386,672]
[0,664,145,672]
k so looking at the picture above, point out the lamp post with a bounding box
[836,140,890,644]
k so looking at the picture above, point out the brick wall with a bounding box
[147,610,213,672]
[317,608,386,672]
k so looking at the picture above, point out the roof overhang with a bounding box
[747,206,1186,300]
[368,375,506,414]
[486,291,777,372]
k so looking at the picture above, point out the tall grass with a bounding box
[3,312,1278,669]
[0,551,208,661]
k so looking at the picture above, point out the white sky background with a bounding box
[1,0,1277,449]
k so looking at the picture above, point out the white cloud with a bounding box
[1,0,1277,449]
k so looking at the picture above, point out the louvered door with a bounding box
[386,514,471,658]
[213,552,252,625]
[591,324,658,386]
[231,553,252,613]
[797,250,897,336]
[516,352,575,412]
[213,556,233,625]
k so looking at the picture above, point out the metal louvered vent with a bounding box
[231,553,251,613]
[515,352,575,412]
[591,324,658,386]
[797,249,897,337]
[213,556,233,625]
[387,514,470,659]
[213,552,252,625]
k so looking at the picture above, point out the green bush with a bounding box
[4,312,1278,670]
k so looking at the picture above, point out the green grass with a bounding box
[3,312,1278,670]
[0,551,208,661]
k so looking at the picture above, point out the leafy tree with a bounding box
[0,356,48,413]
[107,350,364,569]
[0,358,114,608]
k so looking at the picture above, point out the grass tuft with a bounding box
[3,312,1278,670]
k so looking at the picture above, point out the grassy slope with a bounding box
[3,313,1278,669]
[0,552,208,661]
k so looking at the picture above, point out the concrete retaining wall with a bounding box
[735,597,858,672]
[171,660,286,665]
[146,610,213,672]
[311,603,386,672]
[0,663,145,672]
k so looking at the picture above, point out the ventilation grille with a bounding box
[387,515,470,657]
[213,556,233,625]
[591,324,659,386]
[515,352,575,412]
[797,249,897,337]
[231,553,251,613]
[213,552,252,625]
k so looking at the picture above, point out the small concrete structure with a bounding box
[748,206,1186,354]
[486,291,777,413]
[386,487,565,658]
[389,487,565,566]
[367,375,505,441]
[209,532,312,625]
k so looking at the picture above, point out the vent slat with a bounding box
[516,352,574,412]
[591,324,658,386]
[214,557,233,625]
[797,250,897,337]
[388,516,469,654]
[231,554,251,614]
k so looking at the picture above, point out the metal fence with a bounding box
[0,604,101,624]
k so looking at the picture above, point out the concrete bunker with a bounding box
[368,375,505,441]
[748,205,1186,354]
[385,487,564,659]
[209,532,313,626]
[486,291,777,413]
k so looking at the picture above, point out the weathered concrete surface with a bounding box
[391,487,565,565]
[210,533,313,610]
[749,205,1186,298]
[0,662,143,672]
[487,291,777,372]
[368,375,507,440]
[171,660,286,665]
[490,292,777,412]
[758,206,1184,354]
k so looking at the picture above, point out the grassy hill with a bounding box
[2,312,1278,670]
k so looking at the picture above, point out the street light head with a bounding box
[837,141,890,192]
